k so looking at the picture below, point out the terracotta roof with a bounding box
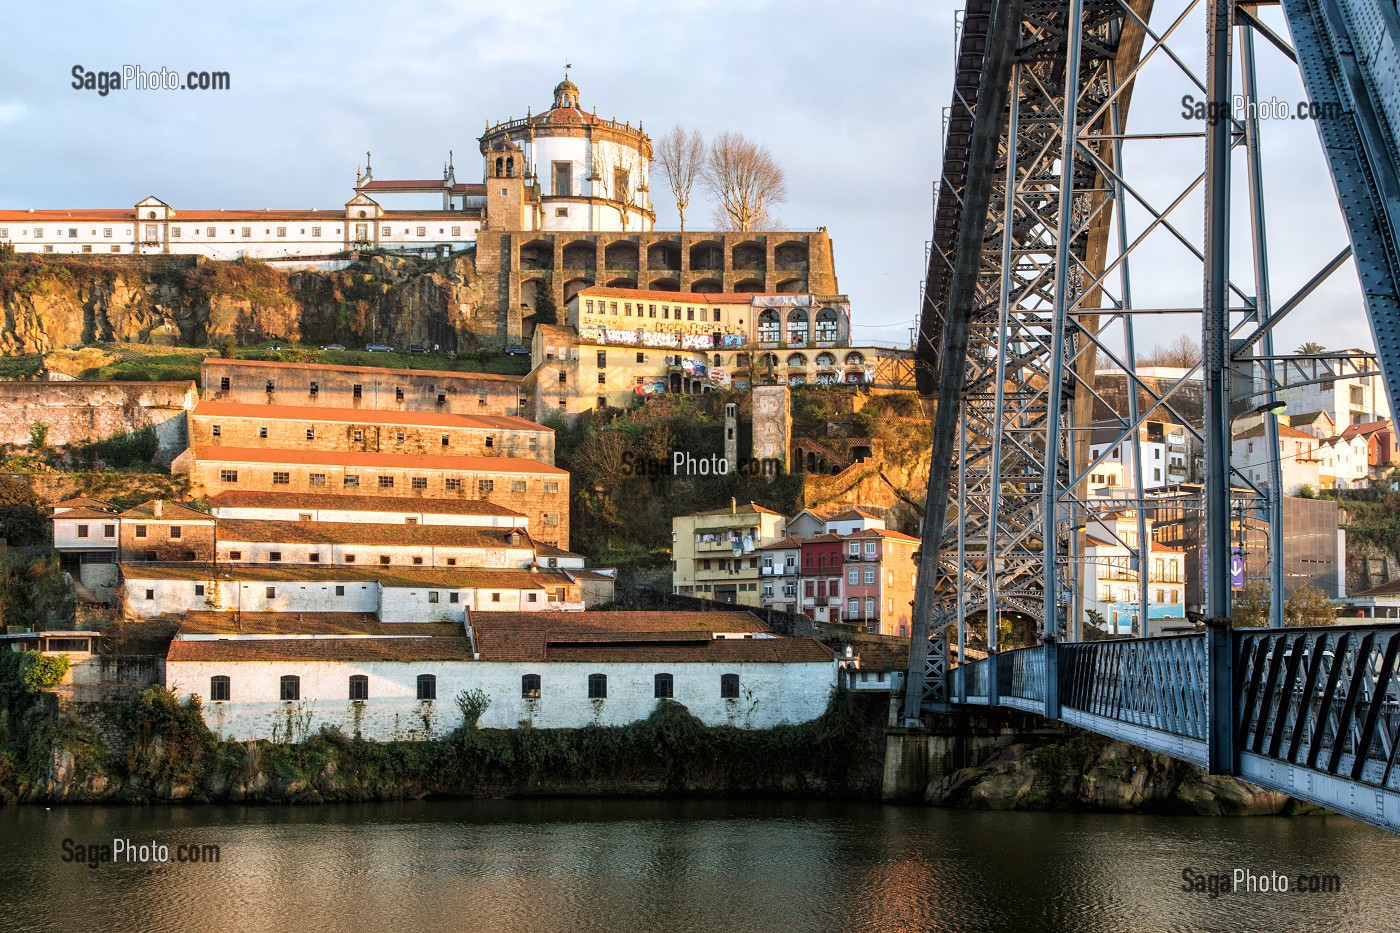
[193,400,548,433]
[0,209,137,221]
[167,635,475,662]
[1234,423,1317,440]
[179,611,453,637]
[578,286,757,304]
[469,612,832,663]
[790,508,832,521]
[757,537,804,550]
[53,497,115,511]
[121,562,575,590]
[1289,410,1334,425]
[845,528,920,543]
[532,542,584,558]
[1351,579,1400,598]
[1340,420,1393,440]
[450,183,485,196]
[52,507,120,521]
[203,358,522,383]
[207,490,525,517]
[216,518,535,550]
[188,445,568,474]
[120,500,213,522]
[800,534,845,545]
[0,209,355,222]
[689,502,784,517]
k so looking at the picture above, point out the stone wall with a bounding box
[0,381,196,462]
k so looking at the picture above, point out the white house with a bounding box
[1081,512,1187,636]
[1260,355,1391,430]
[757,537,803,614]
[1233,422,1326,494]
[205,490,529,528]
[212,520,539,569]
[1088,420,1190,490]
[165,611,838,740]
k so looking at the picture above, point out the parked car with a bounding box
[409,344,429,354]
[504,345,530,357]
[365,343,394,352]
[321,343,345,351]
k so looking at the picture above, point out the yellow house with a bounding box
[671,500,787,606]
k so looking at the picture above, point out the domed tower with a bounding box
[484,134,524,231]
[478,75,654,233]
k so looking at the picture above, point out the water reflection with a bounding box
[1,800,1398,932]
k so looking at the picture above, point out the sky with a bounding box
[0,0,1375,355]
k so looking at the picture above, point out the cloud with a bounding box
[0,102,25,124]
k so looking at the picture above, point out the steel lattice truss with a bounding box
[906,0,1400,714]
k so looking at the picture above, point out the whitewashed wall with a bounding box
[168,657,839,740]
[211,504,528,529]
[215,540,535,568]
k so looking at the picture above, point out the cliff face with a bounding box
[0,252,490,354]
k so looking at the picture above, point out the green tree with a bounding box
[1296,341,1326,355]
[1285,581,1338,626]
[532,288,560,326]
[19,650,69,692]
[28,421,48,449]
[1232,580,1270,627]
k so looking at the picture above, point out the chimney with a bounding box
[153,500,163,518]
[731,497,737,514]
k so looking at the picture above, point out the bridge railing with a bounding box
[954,657,991,704]
[996,646,1045,712]
[1236,626,1400,794]
[1058,635,1209,750]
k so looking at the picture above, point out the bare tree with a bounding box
[654,126,706,232]
[701,131,787,232]
[591,142,643,231]
[1140,334,1201,368]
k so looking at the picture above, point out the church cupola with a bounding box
[552,77,580,110]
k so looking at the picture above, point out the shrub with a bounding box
[19,651,69,693]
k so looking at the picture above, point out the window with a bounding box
[553,161,573,197]
[636,352,645,363]
[272,471,290,485]
[417,674,437,701]
[485,436,494,449]
[242,227,252,238]
[168,525,183,540]
[144,589,154,600]
[479,479,494,493]
[490,593,501,603]
[219,377,230,392]
[446,478,462,491]
[511,481,526,493]
[312,226,321,237]
[265,586,276,598]
[395,431,405,443]
[395,388,405,404]
[412,477,428,490]
[219,470,239,483]
[865,597,876,617]
[344,554,356,563]
[135,525,148,538]
[654,673,674,699]
[449,592,460,603]
[335,585,345,596]
[306,428,315,441]
[229,550,242,561]
[597,350,607,367]
[211,424,221,437]
[720,673,740,699]
[848,597,859,616]
[309,473,326,486]
[864,569,875,585]
[441,434,450,447]
[279,675,300,701]
[416,226,426,237]
[352,384,363,399]
[544,482,559,494]
[258,427,268,438]
[451,226,461,237]
[344,475,360,488]
[379,555,391,565]
[77,524,89,539]
[103,524,115,538]
[194,583,205,597]
[846,568,859,586]
[209,676,230,702]
[587,673,608,699]
[416,558,426,567]
[277,226,287,237]
[378,475,394,489]
[349,675,369,700]
[269,551,282,562]
[522,674,542,699]
[542,513,560,526]
[352,430,364,442]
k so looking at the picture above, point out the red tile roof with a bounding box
[121,562,575,590]
[203,358,522,383]
[1234,423,1317,440]
[51,507,119,521]
[167,636,475,662]
[216,518,535,550]
[194,400,548,432]
[578,286,758,304]
[360,179,451,190]
[188,445,568,474]
[179,611,450,637]
[206,490,525,517]
[846,528,920,543]
[689,502,784,517]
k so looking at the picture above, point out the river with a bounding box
[1,800,1397,932]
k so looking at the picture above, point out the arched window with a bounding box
[522,673,542,698]
[787,353,808,367]
[349,674,369,700]
[654,673,674,699]
[416,674,437,701]
[279,675,300,701]
[786,309,809,344]
[588,673,608,699]
[506,156,515,177]
[757,309,781,343]
[815,306,840,342]
[713,354,723,368]
[844,351,865,366]
[495,157,503,177]
[209,675,230,702]
[720,673,740,699]
[816,352,836,367]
